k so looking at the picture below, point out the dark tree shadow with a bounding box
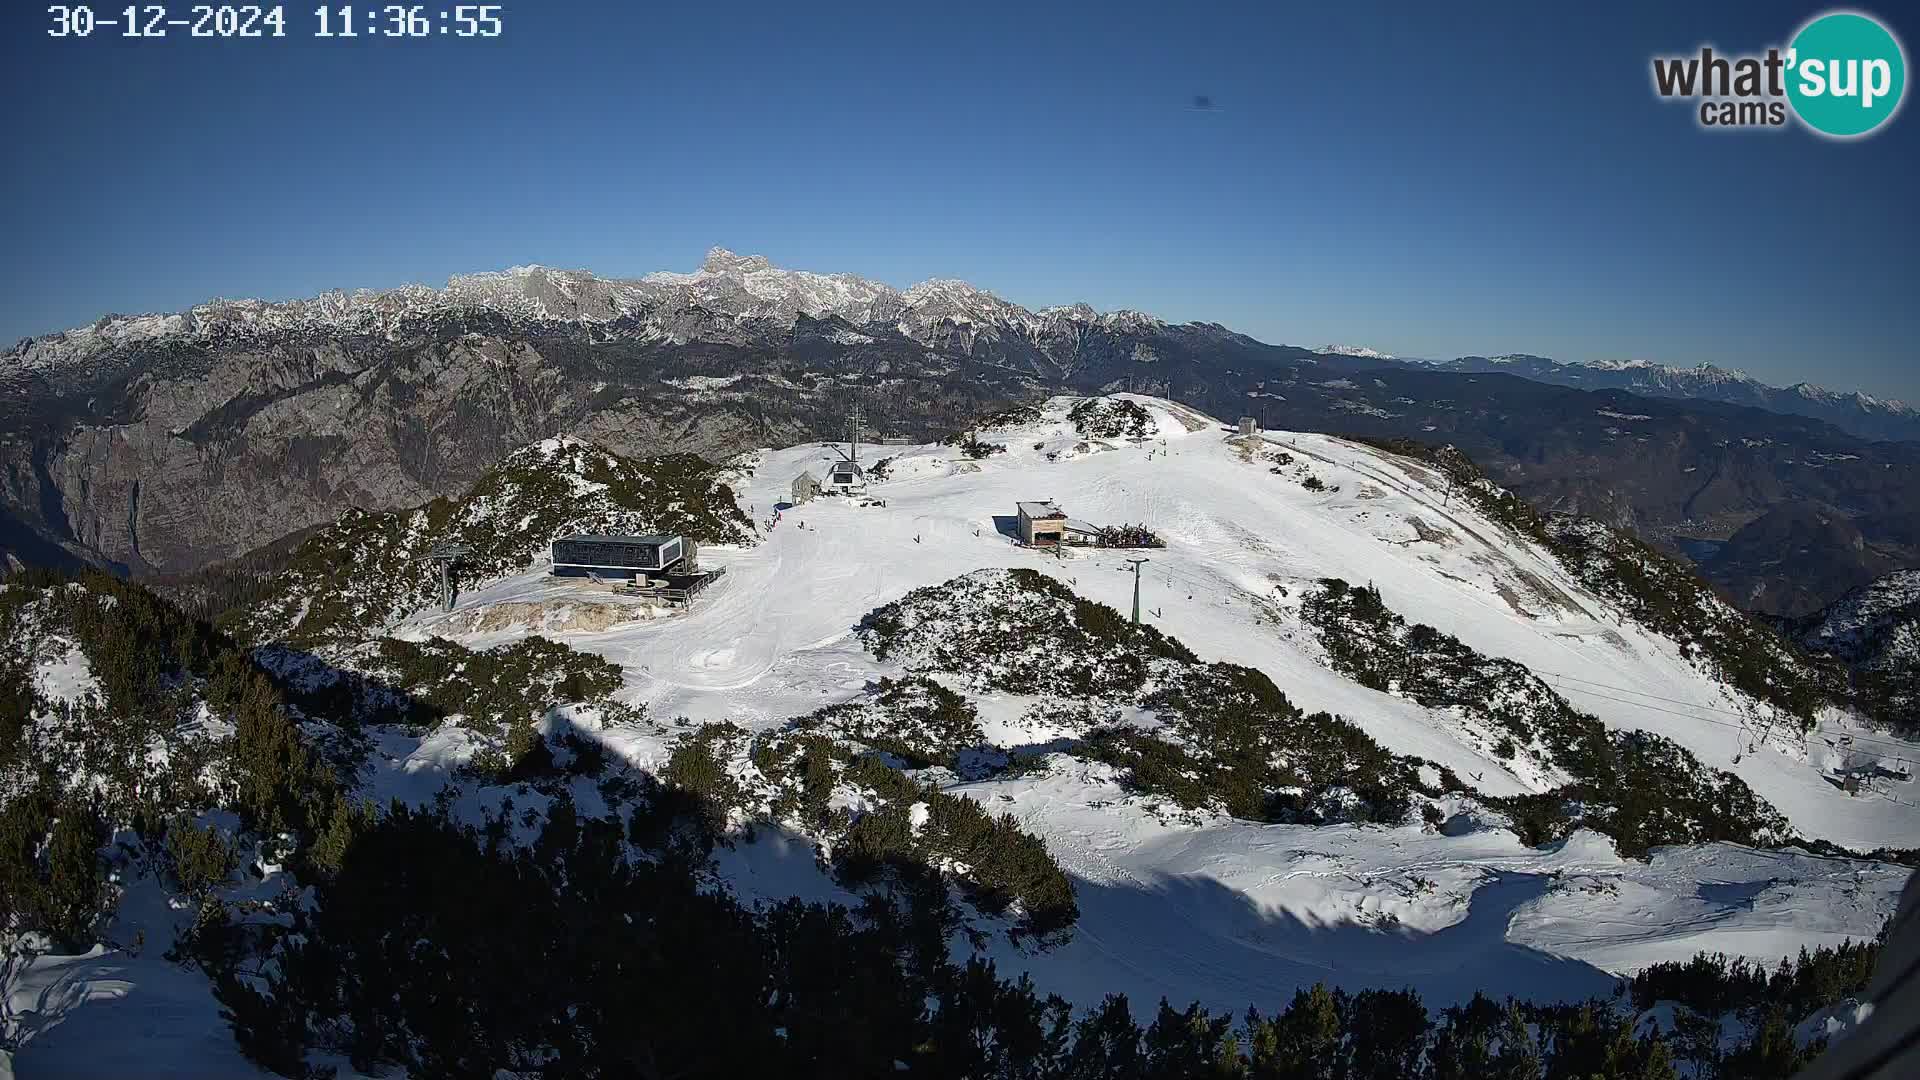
[971,865,1621,1013]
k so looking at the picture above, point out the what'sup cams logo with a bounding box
[1652,10,1906,137]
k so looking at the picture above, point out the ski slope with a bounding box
[383,394,1919,1013]
[413,395,1918,848]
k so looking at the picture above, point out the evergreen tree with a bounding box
[1251,983,1342,1079]
[1063,994,1145,1080]
[164,815,236,897]
[1490,1000,1543,1080]
[1715,1005,1808,1080]
[1539,1004,1676,1080]
[40,798,108,949]
[1340,988,1428,1080]
[1142,998,1242,1079]
[1428,994,1507,1080]
[0,785,57,936]
[921,958,1072,1079]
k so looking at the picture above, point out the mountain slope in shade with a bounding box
[1790,569,1920,661]
[1431,355,1920,443]
[1690,502,1904,617]
[1783,568,1920,736]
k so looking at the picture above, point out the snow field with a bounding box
[390,395,1916,1008]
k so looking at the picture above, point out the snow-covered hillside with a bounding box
[7,395,1915,1076]
[233,436,754,642]
[1786,568,1920,743]
[1792,570,1920,664]
[415,397,1912,838]
[372,397,1917,1002]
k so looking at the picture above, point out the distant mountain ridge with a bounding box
[1316,344,1395,359]
[2,247,1181,387]
[1428,354,1920,444]
[8,255,1909,442]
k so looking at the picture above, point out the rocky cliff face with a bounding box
[2,336,993,575]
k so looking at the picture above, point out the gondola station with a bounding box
[549,533,727,606]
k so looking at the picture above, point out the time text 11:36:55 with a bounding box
[47,5,504,38]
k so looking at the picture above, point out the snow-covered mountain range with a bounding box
[9,254,1909,444]
[0,248,1171,380]
[1316,343,1396,359]
[1430,355,1920,443]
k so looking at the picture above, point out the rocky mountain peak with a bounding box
[1317,344,1396,359]
[699,247,774,274]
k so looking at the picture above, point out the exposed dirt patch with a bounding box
[1407,515,1455,545]
[448,598,668,635]
[1493,580,1540,620]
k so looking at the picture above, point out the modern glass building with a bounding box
[550,534,687,578]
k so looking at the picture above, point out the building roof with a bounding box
[1017,501,1067,519]
[1064,518,1102,535]
[554,533,680,546]
[829,460,864,477]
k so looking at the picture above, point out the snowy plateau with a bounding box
[3,395,1915,1078]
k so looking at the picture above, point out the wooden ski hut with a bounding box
[792,470,821,506]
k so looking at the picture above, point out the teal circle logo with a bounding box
[1787,11,1907,137]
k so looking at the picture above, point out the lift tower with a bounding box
[422,542,474,613]
[1126,557,1150,625]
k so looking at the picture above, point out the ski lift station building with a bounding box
[826,459,866,493]
[551,534,690,579]
[1016,501,1101,547]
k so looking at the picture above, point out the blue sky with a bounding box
[2,2,1915,400]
